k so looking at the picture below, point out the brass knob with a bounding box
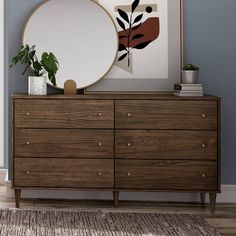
[26,171,30,175]
[201,144,206,148]
[26,141,30,145]
[98,142,102,146]
[202,174,206,178]
[127,173,131,176]
[98,113,102,117]
[26,112,30,116]
[201,113,206,118]
[127,143,131,147]
[127,113,131,117]
[98,172,102,176]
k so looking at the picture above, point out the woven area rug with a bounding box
[0,209,220,236]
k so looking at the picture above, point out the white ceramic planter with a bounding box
[28,76,47,95]
[181,70,199,84]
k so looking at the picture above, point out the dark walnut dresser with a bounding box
[12,94,221,212]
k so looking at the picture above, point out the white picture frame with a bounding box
[86,0,183,93]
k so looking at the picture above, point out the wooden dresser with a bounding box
[12,94,221,212]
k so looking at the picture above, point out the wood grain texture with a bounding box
[14,158,114,188]
[115,160,218,191]
[12,94,220,213]
[15,129,113,158]
[115,100,217,130]
[12,94,220,101]
[14,99,114,128]
[115,130,217,160]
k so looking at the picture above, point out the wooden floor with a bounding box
[0,186,235,236]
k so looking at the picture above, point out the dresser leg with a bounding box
[14,189,21,208]
[113,191,119,207]
[200,193,206,206]
[209,193,217,213]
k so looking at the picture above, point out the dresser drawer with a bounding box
[14,158,114,188]
[115,100,217,130]
[14,99,114,128]
[15,129,113,158]
[115,130,217,160]
[115,160,217,191]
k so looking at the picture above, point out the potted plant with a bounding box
[10,44,59,95]
[182,63,199,84]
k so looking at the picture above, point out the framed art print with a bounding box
[86,0,183,93]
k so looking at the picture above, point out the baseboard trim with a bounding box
[5,179,236,203]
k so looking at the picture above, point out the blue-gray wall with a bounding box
[5,0,236,184]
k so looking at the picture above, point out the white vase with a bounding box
[28,76,47,95]
[181,70,199,84]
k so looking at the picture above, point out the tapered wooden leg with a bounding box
[113,191,119,207]
[14,189,21,208]
[209,193,217,213]
[200,193,206,206]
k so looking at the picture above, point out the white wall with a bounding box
[0,0,4,167]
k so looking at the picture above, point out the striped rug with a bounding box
[0,209,220,236]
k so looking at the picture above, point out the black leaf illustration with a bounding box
[132,0,140,13]
[119,43,127,51]
[119,35,127,40]
[133,40,152,49]
[132,34,144,41]
[118,9,129,23]
[116,17,126,31]
[133,14,143,25]
[132,22,142,31]
[118,52,128,61]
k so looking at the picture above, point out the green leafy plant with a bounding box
[10,44,59,86]
[183,63,199,71]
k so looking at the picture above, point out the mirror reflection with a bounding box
[23,0,118,89]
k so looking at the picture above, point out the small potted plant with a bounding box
[10,44,59,95]
[182,63,199,84]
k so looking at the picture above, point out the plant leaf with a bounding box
[132,0,139,13]
[132,22,142,32]
[133,40,152,49]
[118,9,129,23]
[32,61,42,76]
[41,52,59,86]
[116,17,126,31]
[119,35,127,40]
[119,43,127,52]
[133,14,143,25]
[132,34,144,41]
[118,52,128,61]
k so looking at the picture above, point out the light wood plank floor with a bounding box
[0,186,235,236]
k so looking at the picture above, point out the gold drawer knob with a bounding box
[26,171,30,175]
[26,112,30,116]
[127,173,131,176]
[26,141,30,145]
[127,143,132,147]
[98,172,102,176]
[98,113,102,117]
[201,113,206,118]
[127,113,131,117]
[201,144,206,148]
[202,174,206,178]
[98,142,102,146]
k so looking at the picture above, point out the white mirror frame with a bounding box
[23,0,118,90]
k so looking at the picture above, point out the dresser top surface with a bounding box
[12,93,220,101]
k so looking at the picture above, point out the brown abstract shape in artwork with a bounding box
[118,17,160,49]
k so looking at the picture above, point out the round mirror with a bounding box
[23,0,118,89]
